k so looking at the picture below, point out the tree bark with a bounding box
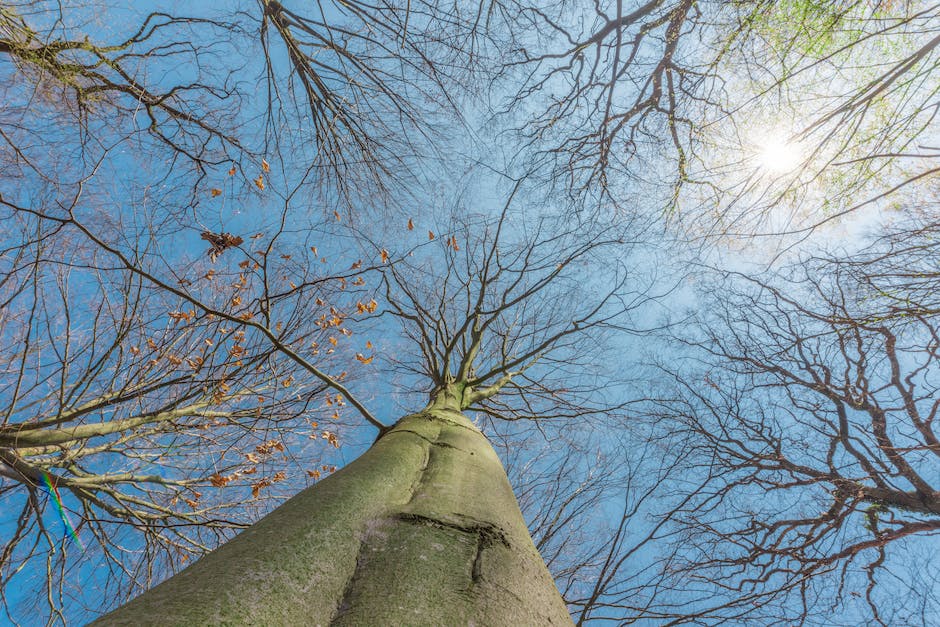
[94,401,573,626]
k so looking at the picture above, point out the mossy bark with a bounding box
[94,403,572,626]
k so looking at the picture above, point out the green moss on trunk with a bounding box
[94,407,573,626]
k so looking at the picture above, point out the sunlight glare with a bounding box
[757,134,801,174]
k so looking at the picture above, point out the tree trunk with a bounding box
[94,401,573,626]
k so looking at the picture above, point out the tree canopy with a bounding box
[1,0,939,625]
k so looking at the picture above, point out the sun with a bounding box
[757,134,802,173]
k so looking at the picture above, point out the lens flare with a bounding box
[41,472,85,551]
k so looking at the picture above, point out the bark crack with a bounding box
[471,533,486,583]
[405,436,433,505]
[329,537,368,626]
[416,410,481,434]
[394,512,510,585]
[392,428,466,452]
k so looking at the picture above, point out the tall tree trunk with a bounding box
[94,399,573,626]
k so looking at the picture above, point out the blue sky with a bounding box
[2,1,939,625]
